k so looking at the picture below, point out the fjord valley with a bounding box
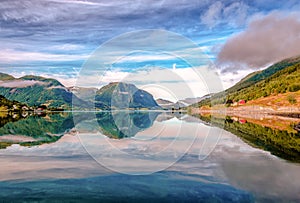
[0,62,300,202]
[2,0,300,201]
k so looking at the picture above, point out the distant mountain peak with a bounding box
[95,82,160,109]
[156,98,174,105]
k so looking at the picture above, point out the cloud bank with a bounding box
[217,12,300,72]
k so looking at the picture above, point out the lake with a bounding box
[0,111,300,202]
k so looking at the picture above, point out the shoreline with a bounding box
[190,105,300,120]
[190,106,300,133]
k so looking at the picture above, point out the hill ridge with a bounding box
[193,55,300,107]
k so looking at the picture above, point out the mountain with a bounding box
[227,55,300,94]
[156,98,174,105]
[156,95,212,110]
[19,75,63,87]
[178,94,213,106]
[0,73,88,109]
[156,99,185,110]
[193,55,300,107]
[156,98,176,109]
[95,82,161,109]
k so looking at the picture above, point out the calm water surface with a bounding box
[0,111,299,202]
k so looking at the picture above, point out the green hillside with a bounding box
[0,73,15,81]
[194,56,300,107]
[227,56,300,93]
[0,74,161,110]
[0,73,89,109]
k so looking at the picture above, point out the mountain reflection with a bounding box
[0,110,164,148]
[2,109,300,164]
[194,113,300,162]
[0,112,74,149]
[96,111,161,139]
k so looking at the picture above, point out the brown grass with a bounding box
[246,90,300,108]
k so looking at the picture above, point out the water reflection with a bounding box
[2,110,300,164]
[0,111,166,148]
[96,111,161,139]
[0,111,300,201]
[193,113,300,162]
[0,112,74,149]
[76,111,219,175]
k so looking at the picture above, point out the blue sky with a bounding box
[1,0,300,100]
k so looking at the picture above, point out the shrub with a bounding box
[287,94,297,104]
[288,83,300,92]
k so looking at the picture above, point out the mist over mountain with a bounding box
[0,73,89,109]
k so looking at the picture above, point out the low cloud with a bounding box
[217,12,300,72]
[0,80,45,88]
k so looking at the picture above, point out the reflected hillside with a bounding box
[0,112,27,128]
[0,112,74,149]
[96,111,161,139]
[193,113,300,162]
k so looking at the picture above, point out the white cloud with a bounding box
[49,44,85,51]
[126,68,208,101]
[101,70,129,83]
[217,69,252,89]
[0,49,88,62]
[0,80,45,88]
[117,54,178,63]
[200,1,250,28]
[200,1,223,28]
[49,0,106,6]
[223,2,249,27]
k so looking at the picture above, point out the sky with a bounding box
[1,0,300,101]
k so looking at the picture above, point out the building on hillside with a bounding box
[238,100,246,105]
